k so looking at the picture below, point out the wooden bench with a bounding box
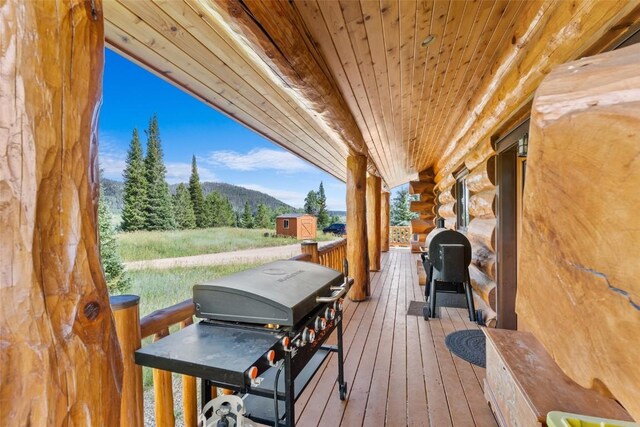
[484,328,633,427]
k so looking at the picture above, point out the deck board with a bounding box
[272,248,496,427]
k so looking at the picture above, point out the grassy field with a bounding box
[117,227,337,262]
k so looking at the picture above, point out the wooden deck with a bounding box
[291,248,497,427]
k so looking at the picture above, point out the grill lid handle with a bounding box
[316,277,353,303]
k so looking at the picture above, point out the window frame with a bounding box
[283,219,290,229]
[454,167,470,231]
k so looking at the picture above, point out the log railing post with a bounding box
[301,241,319,263]
[346,153,370,300]
[153,329,175,427]
[180,318,197,427]
[381,191,390,252]
[111,295,143,427]
[366,174,382,271]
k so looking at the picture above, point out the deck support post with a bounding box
[301,240,320,264]
[366,174,382,271]
[381,191,390,252]
[0,1,123,425]
[111,296,144,427]
[346,153,370,300]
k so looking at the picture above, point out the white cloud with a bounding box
[165,162,217,184]
[206,148,312,173]
[239,184,306,208]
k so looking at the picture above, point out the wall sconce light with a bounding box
[518,134,528,157]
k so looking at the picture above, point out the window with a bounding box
[283,219,290,229]
[455,168,470,230]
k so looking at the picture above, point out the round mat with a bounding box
[444,330,486,368]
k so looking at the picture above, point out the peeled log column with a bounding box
[381,191,390,252]
[466,156,496,193]
[0,1,122,425]
[346,153,370,300]
[366,174,381,272]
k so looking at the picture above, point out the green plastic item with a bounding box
[546,411,639,427]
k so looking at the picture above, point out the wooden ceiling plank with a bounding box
[104,4,346,179]
[360,0,402,184]
[408,0,451,170]
[316,0,395,182]
[424,0,524,168]
[116,0,347,168]
[406,0,449,170]
[418,0,497,169]
[173,0,350,159]
[379,0,404,180]
[399,0,417,175]
[336,0,399,183]
[434,1,640,184]
[413,0,468,168]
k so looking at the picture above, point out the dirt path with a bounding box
[124,240,338,270]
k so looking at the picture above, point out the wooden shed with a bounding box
[276,214,317,240]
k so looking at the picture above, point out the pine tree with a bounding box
[121,129,147,231]
[205,191,223,227]
[173,183,196,229]
[390,188,417,226]
[304,190,319,215]
[329,214,341,224]
[316,182,330,228]
[220,198,236,227]
[254,203,271,229]
[98,183,130,294]
[188,155,207,228]
[241,201,254,228]
[143,115,175,230]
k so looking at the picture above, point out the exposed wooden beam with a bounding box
[346,154,370,301]
[201,0,382,177]
[0,0,122,424]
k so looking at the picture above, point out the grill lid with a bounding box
[193,260,344,326]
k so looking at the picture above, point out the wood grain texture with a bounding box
[366,174,381,271]
[152,329,175,427]
[0,1,123,425]
[518,44,640,420]
[347,154,370,301]
[381,191,390,252]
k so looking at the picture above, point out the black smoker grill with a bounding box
[421,218,478,322]
[135,260,349,427]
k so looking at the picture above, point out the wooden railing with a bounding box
[110,238,347,427]
[389,226,412,247]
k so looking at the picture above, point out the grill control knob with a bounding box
[302,327,315,343]
[248,366,258,380]
[282,336,291,351]
[266,350,276,366]
[314,317,327,331]
[325,308,336,320]
[333,298,344,312]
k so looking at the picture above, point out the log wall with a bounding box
[518,44,640,420]
[435,154,497,326]
[408,168,436,252]
[0,1,122,425]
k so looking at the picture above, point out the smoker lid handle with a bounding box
[317,278,353,303]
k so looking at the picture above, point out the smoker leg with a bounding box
[465,276,476,322]
[337,315,348,401]
[429,278,437,318]
[284,351,295,427]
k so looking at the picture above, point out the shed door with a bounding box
[300,218,313,237]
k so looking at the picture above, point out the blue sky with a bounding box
[99,49,348,210]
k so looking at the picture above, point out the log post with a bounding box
[0,1,123,425]
[301,240,319,264]
[180,318,197,427]
[381,191,390,252]
[366,174,382,271]
[346,153,370,300]
[111,295,143,427]
[153,329,175,427]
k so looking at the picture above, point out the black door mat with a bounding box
[407,300,427,316]
[445,329,486,368]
